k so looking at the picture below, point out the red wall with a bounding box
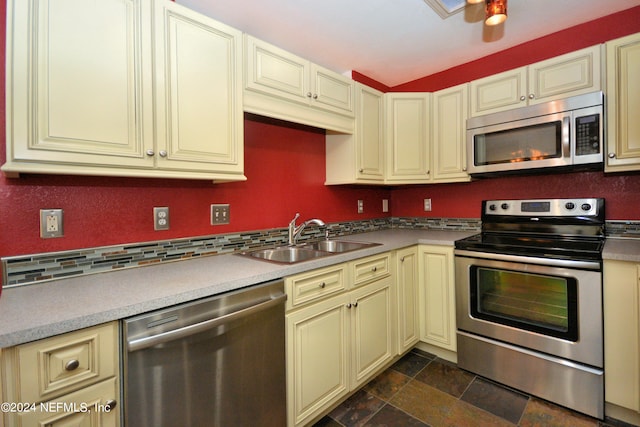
[2,3,640,277]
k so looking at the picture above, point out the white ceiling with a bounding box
[175,0,640,87]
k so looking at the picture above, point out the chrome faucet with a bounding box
[288,213,325,245]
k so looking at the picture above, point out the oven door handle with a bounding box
[454,249,601,270]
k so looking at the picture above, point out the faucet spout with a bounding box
[288,214,325,245]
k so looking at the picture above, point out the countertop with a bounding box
[603,237,640,262]
[0,229,475,348]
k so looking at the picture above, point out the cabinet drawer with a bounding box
[351,253,391,287]
[286,264,347,309]
[3,322,118,404]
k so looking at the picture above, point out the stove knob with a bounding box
[565,202,575,210]
[489,204,497,211]
[581,203,592,211]
[501,203,509,210]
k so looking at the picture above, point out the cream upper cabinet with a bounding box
[396,246,420,354]
[470,45,601,116]
[244,35,355,133]
[3,0,155,174]
[605,32,640,173]
[152,0,244,178]
[3,0,245,181]
[325,83,385,184]
[419,245,457,354]
[431,84,470,183]
[603,260,640,424]
[385,93,431,183]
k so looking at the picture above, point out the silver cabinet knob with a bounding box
[520,95,526,101]
[608,152,616,159]
[462,166,467,171]
[528,93,535,99]
[313,94,318,99]
[346,303,352,309]
[146,149,155,156]
[371,266,377,272]
[319,282,326,289]
[159,150,168,158]
[307,92,312,98]
[359,168,364,173]
[64,359,80,371]
[353,301,358,308]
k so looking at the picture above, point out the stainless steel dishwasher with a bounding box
[122,279,286,427]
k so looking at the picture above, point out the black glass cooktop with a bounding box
[455,232,604,261]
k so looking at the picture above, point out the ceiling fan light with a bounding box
[485,0,507,26]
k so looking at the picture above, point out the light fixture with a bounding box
[485,0,507,26]
[466,0,484,3]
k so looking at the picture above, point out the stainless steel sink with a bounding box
[239,239,381,264]
[241,246,329,264]
[305,240,380,253]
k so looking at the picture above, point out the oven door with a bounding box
[455,252,603,368]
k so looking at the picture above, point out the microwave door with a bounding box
[468,112,571,175]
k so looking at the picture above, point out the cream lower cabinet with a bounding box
[286,254,395,427]
[470,45,601,116]
[605,32,640,173]
[1,322,120,427]
[3,0,244,181]
[396,246,420,354]
[603,260,640,425]
[418,245,457,359]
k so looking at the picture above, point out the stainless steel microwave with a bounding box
[466,91,603,176]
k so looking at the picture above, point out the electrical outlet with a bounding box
[357,200,364,214]
[382,199,389,213]
[424,198,432,212]
[40,209,64,238]
[154,207,170,231]
[211,204,230,225]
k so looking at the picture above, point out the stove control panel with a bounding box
[483,198,602,217]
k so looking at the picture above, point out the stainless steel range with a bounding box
[454,198,605,419]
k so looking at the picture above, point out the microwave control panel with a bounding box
[575,114,600,156]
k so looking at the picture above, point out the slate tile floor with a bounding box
[313,349,632,427]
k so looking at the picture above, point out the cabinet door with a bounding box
[5,0,154,170]
[287,295,350,427]
[605,33,640,172]
[419,245,456,351]
[153,0,244,176]
[244,35,310,104]
[432,84,470,182]
[357,84,385,180]
[528,45,601,105]
[13,378,119,427]
[396,247,420,354]
[385,93,431,182]
[469,68,527,116]
[311,64,355,116]
[603,260,640,413]
[350,277,394,388]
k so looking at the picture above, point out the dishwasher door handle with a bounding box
[127,293,286,352]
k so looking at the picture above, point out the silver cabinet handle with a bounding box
[307,92,312,98]
[520,95,526,101]
[608,153,616,159]
[319,282,326,289]
[528,93,535,99]
[353,301,358,308]
[346,303,352,309]
[105,400,117,411]
[65,359,80,371]
[313,94,318,99]
[371,266,377,272]
[159,150,168,157]
[145,149,155,156]
[400,256,405,262]
[359,168,364,173]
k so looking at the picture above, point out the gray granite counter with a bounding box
[603,237,640,262]
[0,229,475,347]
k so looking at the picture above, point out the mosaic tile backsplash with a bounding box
[2,217,637,288]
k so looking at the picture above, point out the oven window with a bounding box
[470,267,578,341]
[474,121,562,166]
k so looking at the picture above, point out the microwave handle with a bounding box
[562,116,571,158]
